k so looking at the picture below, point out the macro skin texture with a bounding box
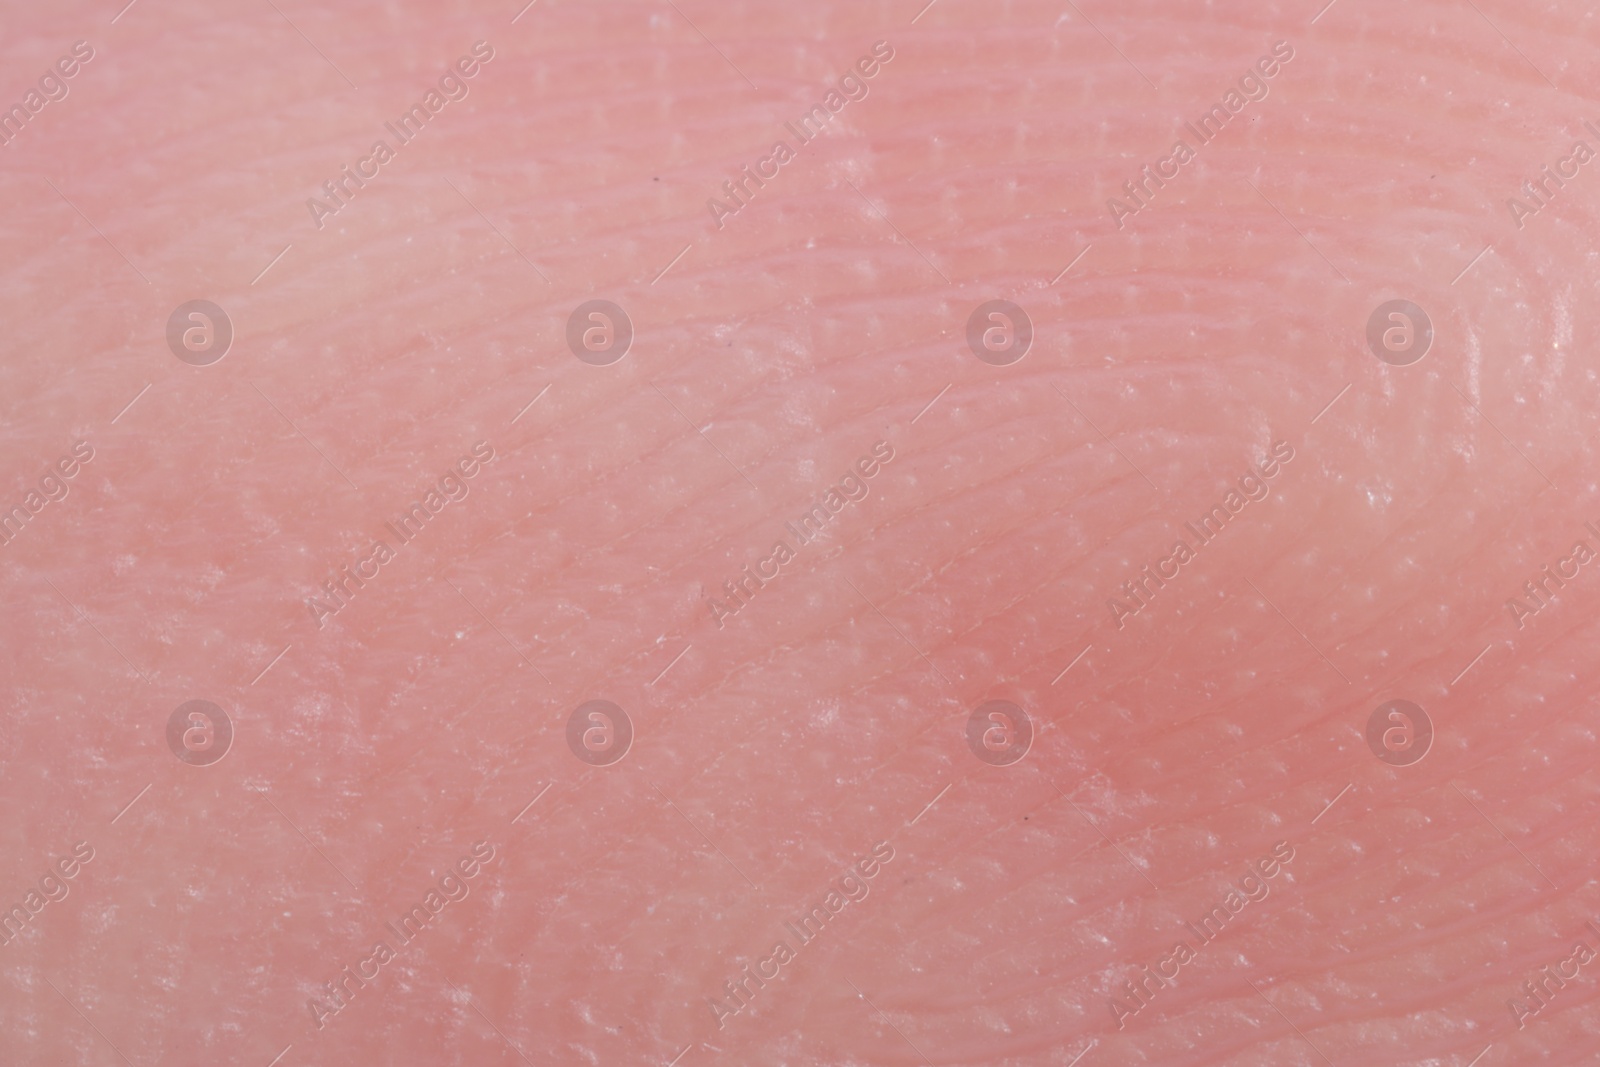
[3,0,1600,1064]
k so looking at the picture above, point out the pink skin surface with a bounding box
[2,0,1599,1064]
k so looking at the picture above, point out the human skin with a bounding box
[2,0,1599,1064]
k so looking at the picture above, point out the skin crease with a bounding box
[2,0,1600,1064]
